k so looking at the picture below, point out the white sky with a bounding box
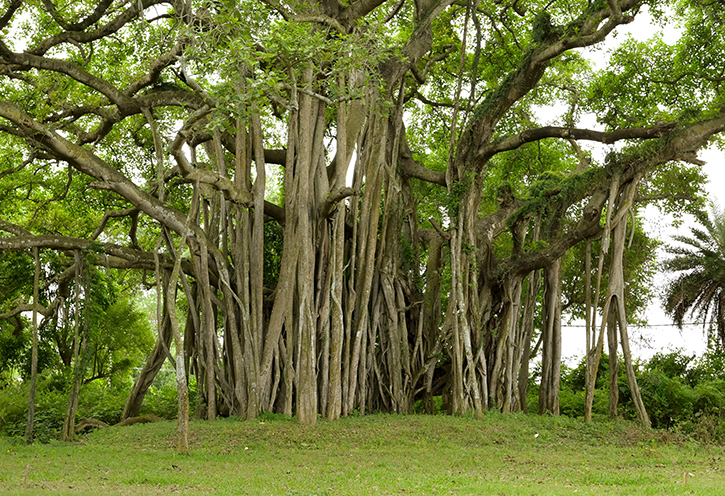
[560,8,725,364]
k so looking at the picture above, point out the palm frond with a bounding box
[662,204,725,347]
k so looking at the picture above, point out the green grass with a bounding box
[1,412,724,495]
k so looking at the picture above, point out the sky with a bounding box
[559,8,725,364]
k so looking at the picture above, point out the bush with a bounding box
[0,381,67,442]
[140,376,198,420]
[636,370,695,429]
[556,348,725,441]
[77,383,128,426]
[558,386,610,419]
[0,373,198,442]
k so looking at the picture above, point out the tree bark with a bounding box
[517,269,541,413]
[607,304,619,418]
[538,259,562,416]
[122,306,173,420]
[24,247,40,442]
[61,251,88,442]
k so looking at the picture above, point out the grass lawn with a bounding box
[1,411,724,495]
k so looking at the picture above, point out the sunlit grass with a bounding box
[1,411,724,495]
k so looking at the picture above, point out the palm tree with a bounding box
[663,204,725,347]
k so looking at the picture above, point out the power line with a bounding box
[561,322,706,328]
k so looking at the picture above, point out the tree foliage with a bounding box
[1,0,724,445]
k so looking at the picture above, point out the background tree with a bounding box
[663,204,725,347]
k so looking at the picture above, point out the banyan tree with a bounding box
[1,0,723,449]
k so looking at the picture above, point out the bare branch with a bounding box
[27,0,168,56]
[281,83,334,105]
[260,0,292,20]
[0,0,22,30]
[568,139,591,174]
[0,234,190,273]
[606,0,622,20]
[320,187,358,218]
[479,122,679,159]
[411,88,471,111]
[341,0,391,24]
[677,151,707,166]
[429,217,451,240]
[383,0,407,23]
[0,218,31,236]
[90,208,139,241]
[0,301,50,320]
[400,156,447,186]
[292,15,346,32]
[264,200,286,225]
[41,0,115,32]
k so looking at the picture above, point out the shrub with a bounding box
[636,370,695,429]
[0,373,198,441]
[0,381,67,442]
[140,376,198,420]
[555,348,725,441]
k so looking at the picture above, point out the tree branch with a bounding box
[606,0,622,20]
[411,88,471,111]
[125,41,189,96]
[0,41,136,112]
[41,0,115,32]
[171,123,254,207]
[428,217,451,240]
[264,200,286,225]
[0,301,51,320]
[0,234,191,273]
[0,100,203,243]
[479,122,679,159]
[27,0,168,56]
[457,0,641,176]
[0,218,31,236]
[508,113,725,276]
[292,15,346,32]
[400,156,447,186]
[0,0,22,30]
[341,0,391,24]
[90,208,139,241]
[320,187,358,218]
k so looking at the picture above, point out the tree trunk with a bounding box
[347,107,387,416]
[25,247,40,442]
[607,304,619,418]
[517,269,541,413]
[609,219,649,427]
[538,259,562,416]
[122,306,173,420]
[61,251,88,442]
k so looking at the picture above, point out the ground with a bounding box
[1,412,723,495]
